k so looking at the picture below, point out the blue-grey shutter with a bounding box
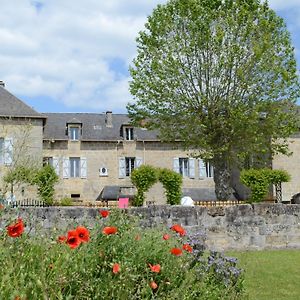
[4,137,13,165]
[199,159,206,178]
[136,157,142,168]
[188,158,195,178]
[119,157,126,178]
[173,158,179,173]
[80,157,87,178]
[52,157,60,176]
[63,157,70,178]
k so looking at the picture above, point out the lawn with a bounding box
[228,250,300,300]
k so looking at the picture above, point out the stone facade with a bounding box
[273,136,300,202]
[2,204,300,251]
[43,140,215,202]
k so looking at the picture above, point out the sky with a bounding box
[0,0,299,114]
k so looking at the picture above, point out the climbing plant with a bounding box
[130,165,182,206]
[240,168,290,203]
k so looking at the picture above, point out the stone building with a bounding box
[1,82,299,203]
[0,82,45,200]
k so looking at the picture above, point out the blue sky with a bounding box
[0,0,299,113]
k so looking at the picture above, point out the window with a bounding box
[126,157,135,176]
[199,159,214,178]
[125,127,134,140]
[179,158,189,177]
[174,158,195,178]
[69,127,80,141]
[119,157,142,178]
[43,157,53,166]
[70,157,80,177]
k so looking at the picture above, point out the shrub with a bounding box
[58,197,73,206]
[131,165,158,206]
[158,168,182,205]
[240,168,290,203]
[0,210,244,299]
[33,165,59,205]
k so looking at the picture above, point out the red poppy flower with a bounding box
[163,234,170,240]
[7,218,24,238]
[149,263,161,273]
[102,226,118,235]
[112,263,120,274]
[0,204,4,210]
[150,281,158,290]
[171,224,186,236]
[135,234,141,241]
[182,244,193,253]
[66,230,81,249]
[99,210,109,218]
[76,226,90,243]
[58,235,67,243]
[170,247,183,256]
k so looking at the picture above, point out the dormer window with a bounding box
[125,127,134,141]
[69,126,80,141]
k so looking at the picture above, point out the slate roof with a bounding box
[0,86,44,118]
[43,113,160,141]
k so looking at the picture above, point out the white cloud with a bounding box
[0,0,298,112]
[0,0,165,112]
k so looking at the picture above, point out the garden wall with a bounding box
[1,203,300,251]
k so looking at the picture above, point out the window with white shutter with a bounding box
[53,157,60,176]
[188,158,195,178]
[0,138,4,165]
[119,157,126,178]
[80,157,87,178]
[63,157,70,178]
[173,158,180,173]
[199,159,214,178]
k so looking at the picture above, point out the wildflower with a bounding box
[149,263,161,273]
[7,218,24,238]
[170,247,182,256]
[171,224,186,236]
[135,234,141,241]
[0,204,4,210]
[182,244,193,253]
[163,234,170,240]
[112,263,120,274]
[58,235,67,243]
[76,226,90,243]
[102,226,118,235]
[99,210,109,218]
[66,230,81,249]
[150,281,158,290]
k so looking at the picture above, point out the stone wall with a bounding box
[1,204,300,251]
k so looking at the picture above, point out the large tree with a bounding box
[127,0,299,200]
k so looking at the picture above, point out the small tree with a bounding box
[33,165,59,206]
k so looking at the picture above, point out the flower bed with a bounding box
[0,209,244,299]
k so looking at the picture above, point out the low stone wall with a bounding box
[1,204,300,251]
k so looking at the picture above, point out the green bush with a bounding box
[58,197,73,206]
[131,165,158,206]
[33,165,59,206]
[240,168,290,203]
[158,168,182,205]
[0,210,244,299]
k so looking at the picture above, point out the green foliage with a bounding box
[3,165,37,186]
[158,168,182,205]
[131,165,182,206]
[240,168,290,203]
[57,197,73,206]
[0,210,244,299]
[32,165,59,206]
[128,0,300,201]
[131,165,158,206]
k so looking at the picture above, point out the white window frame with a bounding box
[125,157,135,176]
[199,159,214,178]
[179,158,189,177]
[69,126,80,141]
[124,127,134,141]
[70,157,80,178]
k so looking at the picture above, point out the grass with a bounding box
[228,250,300,300]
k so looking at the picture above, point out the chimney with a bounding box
[0,81,5,88]
[105,111,113,128]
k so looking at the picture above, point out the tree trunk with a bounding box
[213,156,232,201]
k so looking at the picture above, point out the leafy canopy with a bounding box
[128,0,299,163]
